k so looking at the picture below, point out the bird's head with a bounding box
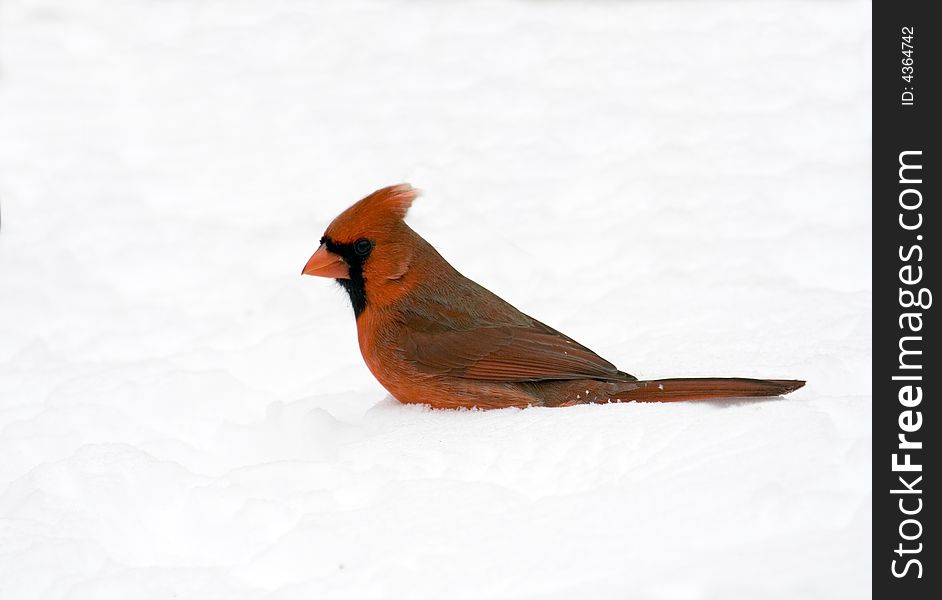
[302,184,418,317]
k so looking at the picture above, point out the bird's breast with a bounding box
[355,309,409,390]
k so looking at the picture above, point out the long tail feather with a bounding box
[606,377,805,403]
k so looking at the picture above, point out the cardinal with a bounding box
[302,184,804,409]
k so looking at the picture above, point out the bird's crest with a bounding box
[325,183,417,242]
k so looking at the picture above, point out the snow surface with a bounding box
[1,1,871,598]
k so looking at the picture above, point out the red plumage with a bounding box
[302,184,804,409]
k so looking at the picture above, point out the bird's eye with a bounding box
[353,238,373,256]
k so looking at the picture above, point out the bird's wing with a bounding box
[400,318,635,383]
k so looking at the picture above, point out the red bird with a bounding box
[302,184,804,409]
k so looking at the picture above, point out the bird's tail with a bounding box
[604,377,804,403]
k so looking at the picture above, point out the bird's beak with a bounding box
[302,244,350,279]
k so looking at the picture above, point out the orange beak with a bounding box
[302,244,350,279]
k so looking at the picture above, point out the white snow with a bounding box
[0,1,871,599]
